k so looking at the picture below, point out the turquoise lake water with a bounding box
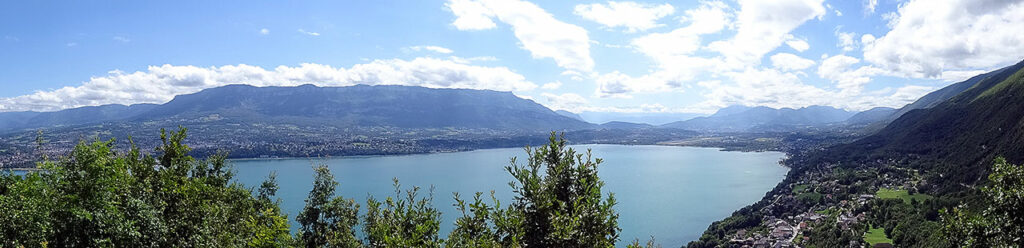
[229,145,787,246]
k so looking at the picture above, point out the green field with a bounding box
[792,184,810,193]
[863,226,892,246]
[876,188,933,204]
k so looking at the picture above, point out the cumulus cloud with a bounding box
[541,92,589,112]
[259,28,270,35]
[446,0,594,72]
[601,1,729,97]
[863,0,1024,78]
[835,29,856,52]
[785,36,810,52]
[817,54,885,93]
[631,1,730,62]
[860,34,875,46]
[594,70,690,98]
[708,0,825,67]
[447,0,497,30]
[695,67,931,112]
[540,81,562,90]
[407,45,454,54]
[0,58,537,112]
[574,1,675,32]
[770,53,815,71]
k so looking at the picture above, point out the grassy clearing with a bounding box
[876,188,933,204]
[792,184,810,193]
[863,226,892,246]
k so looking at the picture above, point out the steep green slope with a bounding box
[688,60,1024,248]
[829,60,1024,191]
[885,67,1009,122]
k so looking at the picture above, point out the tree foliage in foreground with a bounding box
[1,130,655,247]
[942,157,1024,248]
[0,127,291,247]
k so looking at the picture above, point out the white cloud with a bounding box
[407,45,454,54]
[835,29,856,52]
[447,0,497,30]
[699,68,830,109]
[770,53,815,71]
[864,0,878,14]
[695,67,930,112]
[594,70,683,98]
[578,103,702,114]
[631,1,730,61]
[0,58,538,112]
[708,0,826,67]
[113,36,131,43]
[297,29,320,36]
[827,3,842,16]
[817,54,885,93]
[785,36,810,52]
[541,81,562,90]
[860,34,875,47]
[447,55,498,64]
[540,94,696,114]
[609,1,731,98]
[259,28,270,35]
[880,12,899,28]
[939,69,990,82]
[66,42,77,47]
[446,0,594,72]
[541,92,588,112]
[863,0,1024,78]
[574,1,675,33]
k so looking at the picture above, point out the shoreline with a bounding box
[225,143,790,165]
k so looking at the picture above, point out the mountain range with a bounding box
[0,84,595,133]
[660,105,857,132]
[2,64,1016,135]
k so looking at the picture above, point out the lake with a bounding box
[230,144,788,246]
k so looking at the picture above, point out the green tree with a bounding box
[446,192,503,247]
[942,157,1024,247]
[364,179,443,248]
[296,165,361,248]
[446,133,625,247]
[0,127,293,247]
[506,133,621,247]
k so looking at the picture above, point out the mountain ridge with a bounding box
[0,84,595,133]
[660,105,856,132]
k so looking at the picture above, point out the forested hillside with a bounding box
[689,60,1024,248]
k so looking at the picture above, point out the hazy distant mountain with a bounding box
[577,112,705,125]
[845,107,896,125]
[0,104,159,131]
[660,105,855,132]
[598,121,654,129]
[554,110,586,122]
[0,84,594,133]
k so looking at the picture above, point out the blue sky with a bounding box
[1,0,1022,115]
